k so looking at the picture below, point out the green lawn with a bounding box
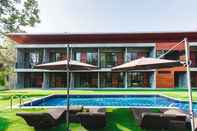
[0,89,195,131]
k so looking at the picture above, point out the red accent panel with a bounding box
[156,42,184,51]
[143,73,148,87]
[112,73,118,87]
[8,32,197,44]
[156,71,174,88]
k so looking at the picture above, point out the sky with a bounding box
[26,0,197,33]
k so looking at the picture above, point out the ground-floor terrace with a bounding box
[0,89,197,131]
[15,71,197,89]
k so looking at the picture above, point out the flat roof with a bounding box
[7,31,197,44]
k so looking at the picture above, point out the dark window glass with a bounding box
[73,49,98,65]
[100,72,124,88]
[100,49,124,68]
[127,51,148,62]
[49,49,67,62]
[24,73,43,88]
[127,72,150,87]
[157,50,183,60]
[74,73,97,88]
[49,73,66,88]
[24,49,43,68]
[191,72,197,88]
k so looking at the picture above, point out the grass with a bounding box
[0,89,195,131]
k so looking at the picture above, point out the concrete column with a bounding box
[43,48,49,63]
[153,46,157,58]
[124,47,128,62]
[97,48,100,68]
[150,71,157,89]
[124,72,128,88]
[70,72,74,88]
[150,47,156,58]
[42,72,49,89]
[124,48,128,88]
[97,72,100,88]
[70,48,73,59]
[16,72,24,88]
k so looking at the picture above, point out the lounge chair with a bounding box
[141,112,187,130]
[129,108,151,124]
[77,108,106,130]
[16,106,83,130]
[131,108,188,130]
[162,109,194,130]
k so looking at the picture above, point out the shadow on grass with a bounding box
[93,108,141,131]
[0,117,9,131]
[36,123,67,131]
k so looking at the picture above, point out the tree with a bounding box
[0,0,40,88]
[0,0,40,34]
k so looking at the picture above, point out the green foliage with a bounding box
[0,0,40,34]
[0,0,40,88]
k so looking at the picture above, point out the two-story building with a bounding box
[7,32,197,89]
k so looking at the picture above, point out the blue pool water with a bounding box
[22,94,197,114]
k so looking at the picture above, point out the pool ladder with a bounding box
[10,95,33,110]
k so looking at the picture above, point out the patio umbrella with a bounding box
[112,38,195,131]
[34,59,97,70]
[112,57,183,71]
[34,58,96,131]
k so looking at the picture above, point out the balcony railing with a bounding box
[15,62,42,69]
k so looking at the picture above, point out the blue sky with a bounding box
[26,0,197,33]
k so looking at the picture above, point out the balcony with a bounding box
[15,62,42,69]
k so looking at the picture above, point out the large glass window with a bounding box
[74,72,97,88]
[100,48,124,68]
[191,72,197,88]
[127,72,150,87]
[127,48,150,62]
[49,73,66,88]
[73,49,98,65]
[24,49,43,68]
[49,49,67,62]
[100,72,124,88]
[156,50,184,60]
[24,73,43,88]
[191,51,197,67]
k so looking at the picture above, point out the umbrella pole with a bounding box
[184,37,195,131]
[66,44,70,131]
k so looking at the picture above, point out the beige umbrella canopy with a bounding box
[112,57,183,71]
[34,60,97,70]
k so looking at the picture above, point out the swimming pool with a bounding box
[21,94,197,114]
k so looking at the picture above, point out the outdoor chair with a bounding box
[16,106,83,130]
[77,108,106,130]
[140,112,188,130]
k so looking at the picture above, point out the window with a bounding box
[100,48,124,68]
[127,51,148,61]
[74,73,97,88]
[73,49,98,65]
[100,72,124,88]
[157,50,182,60]
[24,49,43,68]
[127,72,150,87]
[49,73,66,88]
[49,49,67,62]
[24,73,43,88]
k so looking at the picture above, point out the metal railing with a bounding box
[10,95,32,110]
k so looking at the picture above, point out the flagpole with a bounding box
[66,43,70,131]
[184,37,195,131]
